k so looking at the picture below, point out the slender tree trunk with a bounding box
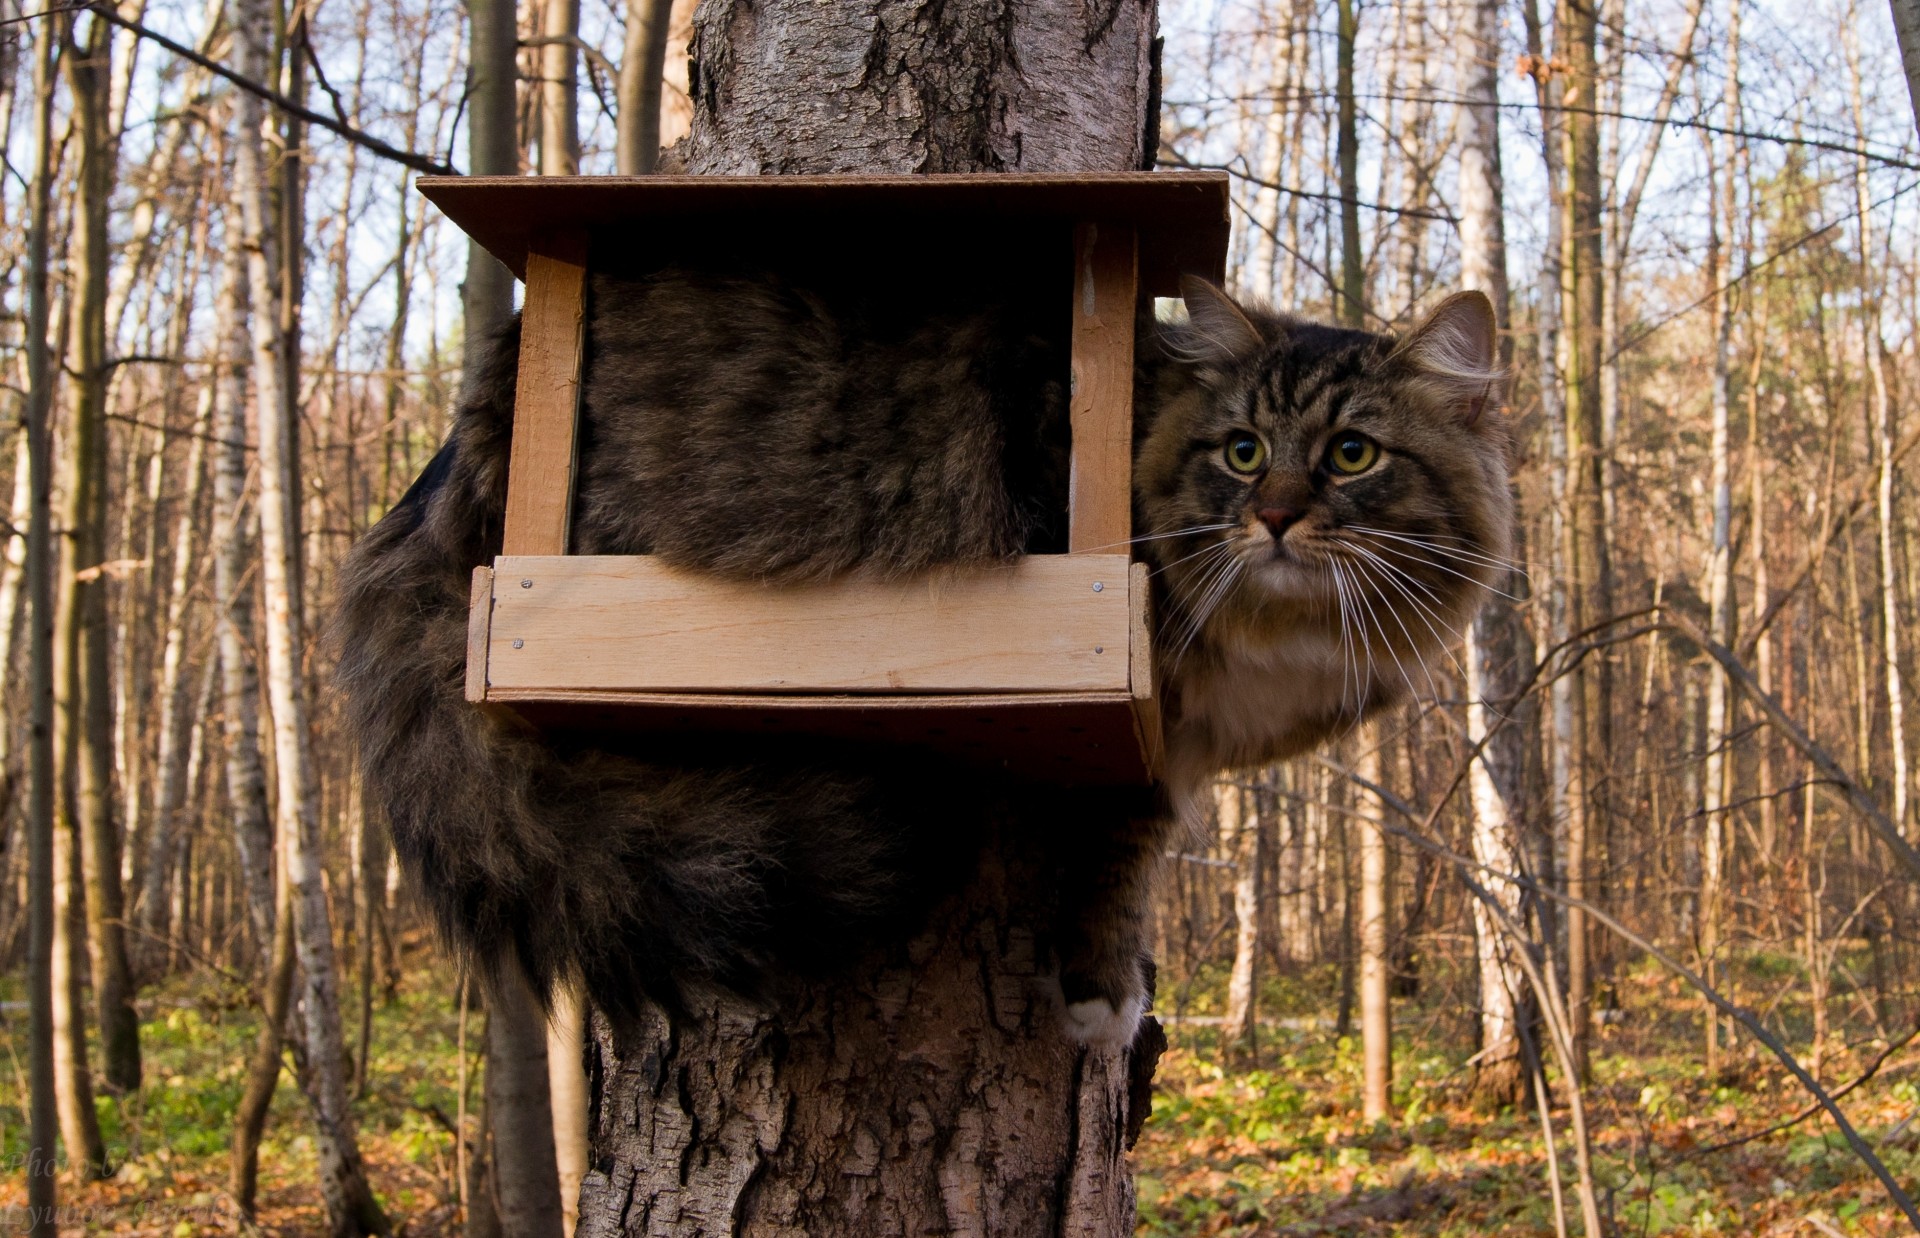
[0,430,31,721]
[134,380,212,976]
[1220,780,1262,1049]
[1455,0,1530,1109]
[62,7,140,1096]
[232,870,297,1216]
[1853,20,1909,836]
[463,0,517,363]
[547,983,591,1237]
[539,0,579,174]
[26,18,64,1223]
[233,0,388,1226]
[1356,730,1392,1121]
[1556,0,1605,1078]
[489,967,563,1238]
[1523,0,1582,1080]
[52,790,107,1175]
[1335,0,1364,327]
[210,240,275,954]
[617,0,675,173]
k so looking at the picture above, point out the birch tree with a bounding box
[232,0,389,1225]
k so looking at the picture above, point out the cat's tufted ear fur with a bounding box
[1169,276,1268,369]
[1390,290,1502,425]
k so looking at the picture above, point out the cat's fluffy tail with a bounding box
[333,322,940,1016]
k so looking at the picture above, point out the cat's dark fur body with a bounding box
[336,267,1508,1041]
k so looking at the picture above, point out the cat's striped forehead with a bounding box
[1232,324,1389,433]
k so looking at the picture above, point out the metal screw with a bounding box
[1094,646,1104,654]
[1092,581,1104,592]
[521,578,533,589]
[511,639,524,649]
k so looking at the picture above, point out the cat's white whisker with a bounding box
[1158,542,1239,666]
[1341,547,1463,693]
[1346,530,1527,602]
[1079,523,1240,554]
[1170,549,1245,664]
[1341,555,1430,706]
[1346,525,1527,578]
[1152,536,1238,580]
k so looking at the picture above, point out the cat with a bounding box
[334,265,1510,1046]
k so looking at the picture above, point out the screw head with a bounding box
[1092,581,1104,592]
[521,578,533,589]
[511,639,524,649]
[1094,646,1104,654]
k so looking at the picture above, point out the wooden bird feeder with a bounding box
[421,171,1231,785]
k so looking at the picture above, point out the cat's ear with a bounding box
[1390,291,1503,425]
[1170,276,1267,368]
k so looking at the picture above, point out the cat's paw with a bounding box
[1053,962,1150,1047]
[1061,992,1147,1046]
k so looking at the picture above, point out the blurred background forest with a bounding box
[2,0,1920,1232]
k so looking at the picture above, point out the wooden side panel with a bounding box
[501,235,589,557]
[1069,222,1138,553]
[487,555,1134,693]
[466,565,495,702]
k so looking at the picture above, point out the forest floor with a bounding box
[2,944,1918,1235]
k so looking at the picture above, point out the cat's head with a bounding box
[1136,280,1514,703]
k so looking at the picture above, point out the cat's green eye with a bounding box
[1326,433,1380,475]
[1224,433,1268,474]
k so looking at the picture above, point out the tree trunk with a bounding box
[572,8,1160,1234]
[210,241,275,954]
[1356,730,1392,1121]
[616,0,674,174]
[680,0,1157,175]
[548,983,592,1238]
[25,11,62,1217]
[1334,0,1364,327]
[134,378,212,977]
[1454,0,1531,1109]
[1220,780,1262,1049]
[62,7,140,1097]
[462,0,517,362]
[232,0,388,1227]
[538,0,579,175]
[232,871,297,1216]
[488,967,563,1238]
[1557,0,1604,1081]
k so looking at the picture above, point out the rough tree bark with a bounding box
[574,6,1163,1233]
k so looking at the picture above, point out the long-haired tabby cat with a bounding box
[335,266,1509,1045]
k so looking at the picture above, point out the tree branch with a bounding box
[70,1,459,176]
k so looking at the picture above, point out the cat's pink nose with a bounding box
[1258,506,1303,539]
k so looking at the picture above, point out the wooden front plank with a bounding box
[487,555,1135,694]
[501,234,589,557]
[1069,222,1138,553]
